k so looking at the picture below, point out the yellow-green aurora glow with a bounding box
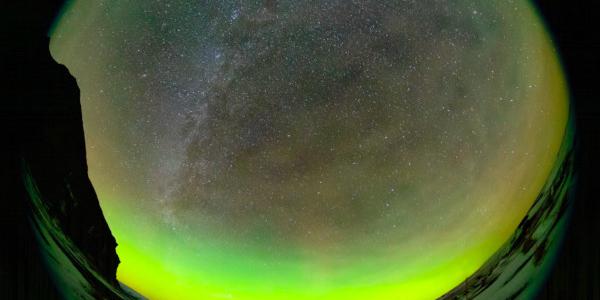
[50,1,569,299]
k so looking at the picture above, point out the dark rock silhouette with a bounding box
[2,1,127,298]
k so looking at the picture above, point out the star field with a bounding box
[50,1,569,299]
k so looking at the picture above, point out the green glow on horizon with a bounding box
[49,0,570,299]
[103,190,506,300]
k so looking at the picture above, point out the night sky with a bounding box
[50,1,569,299]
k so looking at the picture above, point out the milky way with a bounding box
[50,1,569,299]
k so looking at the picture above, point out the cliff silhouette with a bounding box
[1,1,125,298]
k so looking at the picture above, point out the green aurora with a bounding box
[49,1,570,299]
